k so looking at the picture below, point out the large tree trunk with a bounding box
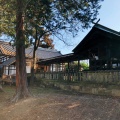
[11,0,31,102]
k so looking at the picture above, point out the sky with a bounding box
[1,0,120,55]
[54,0,120,55]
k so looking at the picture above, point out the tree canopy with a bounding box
[0,0,103,102]
[0,0,103,41]
[0,0,15,37]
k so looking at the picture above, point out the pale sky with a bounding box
[55,0,120,55]
[1,0,120,55]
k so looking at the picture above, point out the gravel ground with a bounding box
[0,86,120,120]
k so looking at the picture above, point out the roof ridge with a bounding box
[0,41,10,45]
[94,24,120,36]
[28,46,59,53]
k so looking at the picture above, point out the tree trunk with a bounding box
[11,0,31,102]
[30,49,36,84]
[30,28,37,84]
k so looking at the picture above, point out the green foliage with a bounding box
[0,0,103,42]
[65,61,89,71]
[80,62,89,70]
[25,0,104,37]
[0,0,16,38]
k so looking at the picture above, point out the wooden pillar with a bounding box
[67,62,70,82]
[52,64,53,79]
[89,59,91,70]
[117,61,119,68]
[58,63,60,80]
[62,63,64,71]
[45,65,47,72]
[8,66,10,75]
[58,63,60,72]
[52,64,53,72]
[48,64,50,79]
[47,65,49,72]
[49,64,51,72]
[68,62,70,70]
[78,60,80,81]
[57,63,59,80]
[56,64,58,72]
[107,60,112,70]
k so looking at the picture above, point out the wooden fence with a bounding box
[35,71,80,81]
[35,70,120,83]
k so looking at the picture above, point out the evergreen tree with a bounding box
[0,0,103,102]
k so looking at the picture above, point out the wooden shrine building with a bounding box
[73,24,120,70]
[0,41,62,77]
[38,24,120,71]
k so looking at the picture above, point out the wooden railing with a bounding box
[35,70,120,83]
[35,71,81,81]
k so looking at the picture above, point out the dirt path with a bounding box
[0,86,120,120]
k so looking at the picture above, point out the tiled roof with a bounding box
[0,57,15,67]
[0,41,62,59]
[26,46,62,59]
[0,41,15,56]
[38,53,76,64]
